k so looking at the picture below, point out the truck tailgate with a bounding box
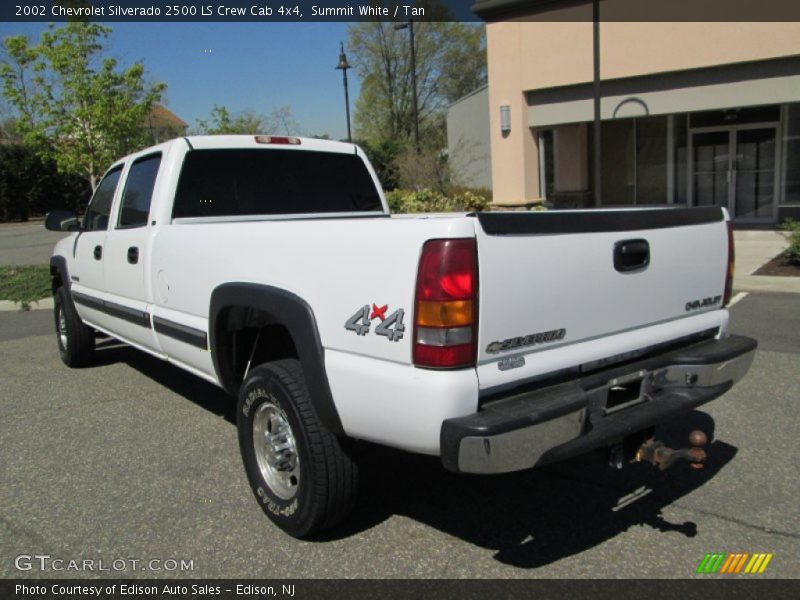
[473,207,730,392]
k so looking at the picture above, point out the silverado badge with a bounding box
[486,328,566,354]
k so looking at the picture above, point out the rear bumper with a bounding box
[440,334,757,474]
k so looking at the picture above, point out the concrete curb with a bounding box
[732,230,799,294]
[0,298,54,312]
[734,276,800,294]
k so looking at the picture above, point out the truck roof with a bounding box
[105,134,363,177]
[183,134,358,154]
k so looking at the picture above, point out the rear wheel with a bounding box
[237,359,358,538]
[54,287,95,367]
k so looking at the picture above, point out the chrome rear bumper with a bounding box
[441,335,757,474]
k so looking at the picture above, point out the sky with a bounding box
[0,21,362,140]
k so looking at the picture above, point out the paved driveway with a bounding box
[0,293,798,578]
[0,221,67,266]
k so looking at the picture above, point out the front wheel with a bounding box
[237,359,358,538]
[54,286,95,367]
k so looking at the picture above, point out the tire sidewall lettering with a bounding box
[242,387,274,418]
[239,376,307,527]
[256,486,299,516]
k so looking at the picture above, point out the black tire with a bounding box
[238,359,358,538]
[54,286,95,367]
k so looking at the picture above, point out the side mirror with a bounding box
[44,209,80,232]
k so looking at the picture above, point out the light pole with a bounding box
[592,0,602,206]
[395,20,420,153]
[335,41,352,143]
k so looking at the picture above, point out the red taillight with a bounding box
[724,221,735,306]
[413,239,478,369]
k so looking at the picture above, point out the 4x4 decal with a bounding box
[345,303,405,342]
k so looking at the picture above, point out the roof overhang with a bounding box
[527,57,800,127]
[472,0,586,21]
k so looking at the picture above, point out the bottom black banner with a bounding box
[1,579,798,600]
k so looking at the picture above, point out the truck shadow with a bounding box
[94,342,735,568]
[92,340,237,423]
[343,410,736,569]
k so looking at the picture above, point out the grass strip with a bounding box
[0,264,51,307]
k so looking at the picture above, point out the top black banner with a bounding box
[3,0,800,23]
[6,1,475,22]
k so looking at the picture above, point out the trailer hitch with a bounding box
[635,430,708,470]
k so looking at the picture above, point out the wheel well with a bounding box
[50,265,63,295]
[215,306,299,392]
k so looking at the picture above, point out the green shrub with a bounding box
[448,185,492,205]
[783,219,800,263]
[385,187,491,214]
[455,189,491,212]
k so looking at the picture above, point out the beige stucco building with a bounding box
[465,0,800,223]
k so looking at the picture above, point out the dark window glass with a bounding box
[601,119,635,205]
[689,105,780,129]
[84,167,122,231]
[635,116,668,204]
[784,103,800,204]
[540,129,554,199]
[674,114,688,204]
[118,154,161,228]
[172,149,383,219]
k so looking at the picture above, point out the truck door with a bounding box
[103,152,163,352]
[70,165,123,330]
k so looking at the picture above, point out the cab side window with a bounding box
[84,166,123,231]
[118,154,162,229]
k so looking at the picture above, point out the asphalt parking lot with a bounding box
[0,292,798,579]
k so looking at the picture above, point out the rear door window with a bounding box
[172,149,382,219]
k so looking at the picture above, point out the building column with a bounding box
[487,23,541,206]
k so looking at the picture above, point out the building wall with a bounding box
[486,23,541,203]
[485,17,800,205]
[446,86,493,191]
[508,22,800,93]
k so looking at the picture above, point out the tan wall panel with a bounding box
[601,22,800,81]
[487,22,800,93]
[487,23,541,203]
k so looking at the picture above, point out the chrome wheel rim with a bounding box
[253,402,300,500]
[57,306,68,349]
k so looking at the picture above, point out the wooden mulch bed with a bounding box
[753,251,800,277]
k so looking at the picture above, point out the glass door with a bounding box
[691,130,731,209]
[690,126,778,221]
[734,128,777,220]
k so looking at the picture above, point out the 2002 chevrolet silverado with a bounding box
[46,135,757,537]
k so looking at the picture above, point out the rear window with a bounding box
[118,153,161,228]
[172,149,383,219]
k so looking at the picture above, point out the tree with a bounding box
[0,117,19,143]
[347,15,486,148]
[0,23,166,189]
[194,104,301,136]
[0,144,90,221]
[353,137,402,190]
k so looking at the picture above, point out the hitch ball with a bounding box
[636,430,709,471]
[689,430,707,447]
[688,429,708,469]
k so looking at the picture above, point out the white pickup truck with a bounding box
[46,135,756,537]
